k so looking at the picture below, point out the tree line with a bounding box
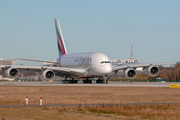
[148,62,180,80]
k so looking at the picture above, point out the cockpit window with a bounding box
[101,61,111,64]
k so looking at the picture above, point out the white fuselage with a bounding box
[57,52,112,77]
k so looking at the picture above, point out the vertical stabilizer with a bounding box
[55,18,68,56]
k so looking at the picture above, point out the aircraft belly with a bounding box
[87,67,103,77]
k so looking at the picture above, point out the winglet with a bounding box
[55,18,68,56]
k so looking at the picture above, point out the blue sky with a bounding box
[0,0,180,65]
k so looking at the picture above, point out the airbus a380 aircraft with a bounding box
[0,18,175,84]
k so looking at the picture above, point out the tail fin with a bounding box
[55,18,68,56]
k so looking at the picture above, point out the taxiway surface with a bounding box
[0,81,179,87]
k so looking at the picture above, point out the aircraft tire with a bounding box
[88,80,92,83]
[106,80,108,84]
[62,80,65,84]
[72,80,78,83]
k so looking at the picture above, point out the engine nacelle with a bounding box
[5,68,19,78]
[124,68,137,79]
[147,66,159,77]
[41,69,55,80]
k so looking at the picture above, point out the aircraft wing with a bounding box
[0,65,87,78]
[112,62,176,71]
[17,58,58,64]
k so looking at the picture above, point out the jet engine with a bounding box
[124,68,137,79]
[147,66,159,77]
[5,68,19,78]
[41,69,55,80]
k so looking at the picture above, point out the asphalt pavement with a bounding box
[0,81,179,87]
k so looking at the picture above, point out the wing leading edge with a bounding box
[112,62,176,71]
[0,65,87,79]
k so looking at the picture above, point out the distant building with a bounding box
[111,41,139,66]
[111,58,139,66]
[0,58,16,65]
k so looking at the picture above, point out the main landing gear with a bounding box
[62,78,78,84]
[83,78,92,83]
[61,77,108,84]
[96,77,108,84]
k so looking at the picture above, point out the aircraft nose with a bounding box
[104,64,112,74]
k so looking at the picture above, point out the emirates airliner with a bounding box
[0,18,175,84]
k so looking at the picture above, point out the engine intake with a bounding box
[147,66,159,77]
[124,68,137,79]
[5,68,19,78]
[41,69,55,80]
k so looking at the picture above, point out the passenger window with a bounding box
[101,61,105,64]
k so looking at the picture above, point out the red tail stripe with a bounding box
[58,33,66,55]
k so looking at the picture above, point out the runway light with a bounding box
[25,97,28,105]
[40,97,42,106]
